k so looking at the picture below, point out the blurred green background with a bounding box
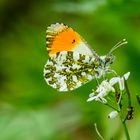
[0,0,140,139]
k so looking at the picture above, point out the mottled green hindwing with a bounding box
[44,51,99,91]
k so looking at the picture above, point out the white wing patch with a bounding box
[73,41,94,57]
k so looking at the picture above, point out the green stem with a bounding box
[122,120,130,140]
[119,111,130,140]
[106,103,119,112]
[124,80,131,107]
[106,102,130,139]
[117,90,123,106]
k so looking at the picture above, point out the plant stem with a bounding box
[119,112,130,140]
[122,120,130,140]
[106,103,119,112]
[124,80,131,107]
[94,123,105,140]
[107,102,130,139]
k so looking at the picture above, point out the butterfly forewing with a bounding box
[44,51,99,91]
[46,23,97,57]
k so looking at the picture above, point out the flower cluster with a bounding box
[87,72,130,119]
[87,72,130,104]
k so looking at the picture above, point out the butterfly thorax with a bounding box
[95,54,115,78]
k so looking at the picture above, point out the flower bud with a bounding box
[108,111,118,119]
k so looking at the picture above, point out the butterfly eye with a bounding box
[105,57,111,63]
[105,54,115,65]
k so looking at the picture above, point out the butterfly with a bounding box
[44,23,127,92]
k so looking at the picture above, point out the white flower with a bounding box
[87,72,130,103]
[108,111,118,119]
[109,72,130,91]
[87,80,115,103]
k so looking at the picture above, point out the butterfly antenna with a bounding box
[108,39,128,55]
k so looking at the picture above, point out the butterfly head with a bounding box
[97,54,115,75]
[97,39,128,77]
[104,54,115,66]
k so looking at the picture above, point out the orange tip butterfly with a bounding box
[44,23,127,92]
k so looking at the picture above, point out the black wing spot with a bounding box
[72,39,76,44]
